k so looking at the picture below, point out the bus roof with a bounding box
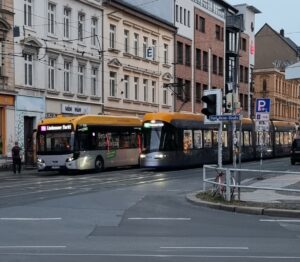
[38,114,142,127]
[143,112,204,123]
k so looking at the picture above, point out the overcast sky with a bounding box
[228,0,300,45]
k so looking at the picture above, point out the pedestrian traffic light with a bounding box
[201,89,221,123]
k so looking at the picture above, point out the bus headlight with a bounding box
[154,154,166,159]
[140,154,146,159]
[66,152,80,162]
[37,158,45,164]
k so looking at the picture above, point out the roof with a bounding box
[103,0,177,32]
[256,23,300,54]
[38,115,142,127]
[143,112,204,123]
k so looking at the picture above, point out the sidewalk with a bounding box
[186,174,300,218]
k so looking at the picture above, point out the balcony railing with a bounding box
[226,14,244,31]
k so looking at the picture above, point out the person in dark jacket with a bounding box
[11,142,22,174]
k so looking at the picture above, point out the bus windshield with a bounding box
[142,121,178,152]
[37,131,72,155]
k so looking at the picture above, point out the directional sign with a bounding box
[209,115,241,121]
[256,98,271,113]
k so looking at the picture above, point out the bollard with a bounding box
[225,169,231,201]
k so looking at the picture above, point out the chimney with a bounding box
[280,29,284,37]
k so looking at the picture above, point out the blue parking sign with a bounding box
[256,98,271,113]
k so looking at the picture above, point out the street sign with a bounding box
[255,120,269,132]
[256,113,269,121]
[256,98,271,113]
[209,114,241,121]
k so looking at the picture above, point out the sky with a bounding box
[227,0,300,45]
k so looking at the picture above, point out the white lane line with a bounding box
[128,217,191,221]
[0,218,62,221]
[260,219,300,223]
[0,246,66,249]
[160,246,249,250]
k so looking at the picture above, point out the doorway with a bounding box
[24,116,35,165]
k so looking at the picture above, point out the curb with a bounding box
[186,191,300,218]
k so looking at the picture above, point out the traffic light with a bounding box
[201,94,217,117]
[201,89,221,123]
[225,92,233,113]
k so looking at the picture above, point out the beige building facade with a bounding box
[102,0,176,117]
[254,69,300,122]
[0,0,15,156]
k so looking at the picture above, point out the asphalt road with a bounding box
[0,158,300,262]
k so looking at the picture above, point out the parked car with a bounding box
[290,138,300,165]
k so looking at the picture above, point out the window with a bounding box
[124,75,129,99]
[241,38,247,51]
[180,6,182,23]
[143,37,148,59]
[196,82,201,102]
[48,3,56,35]
[110,72,116,97]
[177,41,183,64]
[64,61,71,92]
[78,65,84,94]
[152,81,156,103]
[185,80,191,101]
[134,77,139,100]
[177,78,184,99]
[134,33,139,56]
[163,89,168,105]
[124,30,129,53]
[109,24,116,49]
[213,55,217,74]
[245,67,249,83]
[203,51,208,71]
[78,13,85,42]
[63,8,71,39]
[240,65,244,83]
[228,32,237,52]
[24,54,33,86]
[187,11,190,27]
[194,130,202,149]
[215,25,223,41]
[91,67,98,96]
[176,5,179,22]
[152,39,157,60]
[199,16,205,33]
[48,58,55,89]
[91,18,98,46]
[196,48,201,69]
[164,44,168,64]
[185,44,191,66]
[218,57,223,76]
[24,0,32,27]
[143,79,148,102]
[184,8,186,25]
[195,14,198,30]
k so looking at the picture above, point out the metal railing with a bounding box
[203,164,300,201]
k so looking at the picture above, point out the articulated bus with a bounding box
[139,112,230,168]
[139,112,296,169]
[36,115,142,172]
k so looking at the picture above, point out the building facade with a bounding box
[254,24,300,122]
[102,0,176,116]
[13,0,103,163]
[0,0,15,157]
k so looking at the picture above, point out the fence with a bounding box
[203,164,300,201]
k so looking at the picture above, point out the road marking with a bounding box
[260,219,300,223]
[128,217,191,221]
[160,246,249,250]
[0,218,62,221]
[0,246,66,248]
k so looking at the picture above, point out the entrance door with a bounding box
[24,116,35,165]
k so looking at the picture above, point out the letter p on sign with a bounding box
[256,98,270,113]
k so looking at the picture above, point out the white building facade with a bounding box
[13,0,103,160]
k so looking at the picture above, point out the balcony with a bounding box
[226,14,244,32]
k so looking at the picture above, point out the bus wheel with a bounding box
[95,157,104,172]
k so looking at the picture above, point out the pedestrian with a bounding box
[11,142,22,174]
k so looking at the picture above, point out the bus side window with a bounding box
[203,130,212,148]
[193,130,202,149]
[119,132,131,149]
